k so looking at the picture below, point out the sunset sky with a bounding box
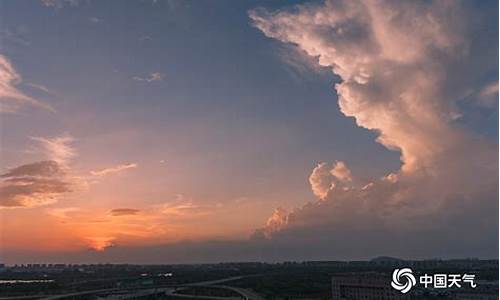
[0,0,498,264]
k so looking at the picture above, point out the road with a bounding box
[184,276,248,286]
[213,285,266,300]
[22,275,266,300]
[39,288,119,299]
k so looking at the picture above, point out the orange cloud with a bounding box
[0,135,79,208]
[0,161,71,208]
[110,208,141,216]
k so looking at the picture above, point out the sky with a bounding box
[0,0,498,264]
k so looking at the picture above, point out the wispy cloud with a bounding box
[40,0,80,8]
[31,134,76,166]
[25,83,51,94]
[46,207,81,219]
[133,72,163,83]
[160,201,199,217]
[0,28,31,47]
[0,54,54,113]
[477,81,499,107]
[90,163,138,177]
[110,208,141,216]
[89,17,102,24]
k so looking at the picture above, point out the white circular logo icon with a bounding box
[391,268,416,294]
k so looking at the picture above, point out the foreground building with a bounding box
[332,274,498,300]
[332,274,410,300]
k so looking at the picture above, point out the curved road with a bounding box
[30,275,265,300]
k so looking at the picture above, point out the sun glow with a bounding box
[86,237,115,251]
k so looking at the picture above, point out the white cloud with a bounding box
[308,162,335,200]
[157,194,211,218]
[330,161,352,182]
[253,207,288,239]
[308,161,352,199]
[250,0,471,172]
[31,134,76,166]
[25,83,51,94]
[41,0,80,8]
[0,54,54,113]
[89,17,102,24]
[133,72,164,83]
[477,81,499,107]
[160,201,198,216]
[276,45,329,81]
[0,28,31,47]
[90,163,138,177]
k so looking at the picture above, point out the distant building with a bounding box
[332,274,410,300]
[370,256,406,267]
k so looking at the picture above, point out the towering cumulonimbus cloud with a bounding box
[249,0,498,256]
[250,0,470,172]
